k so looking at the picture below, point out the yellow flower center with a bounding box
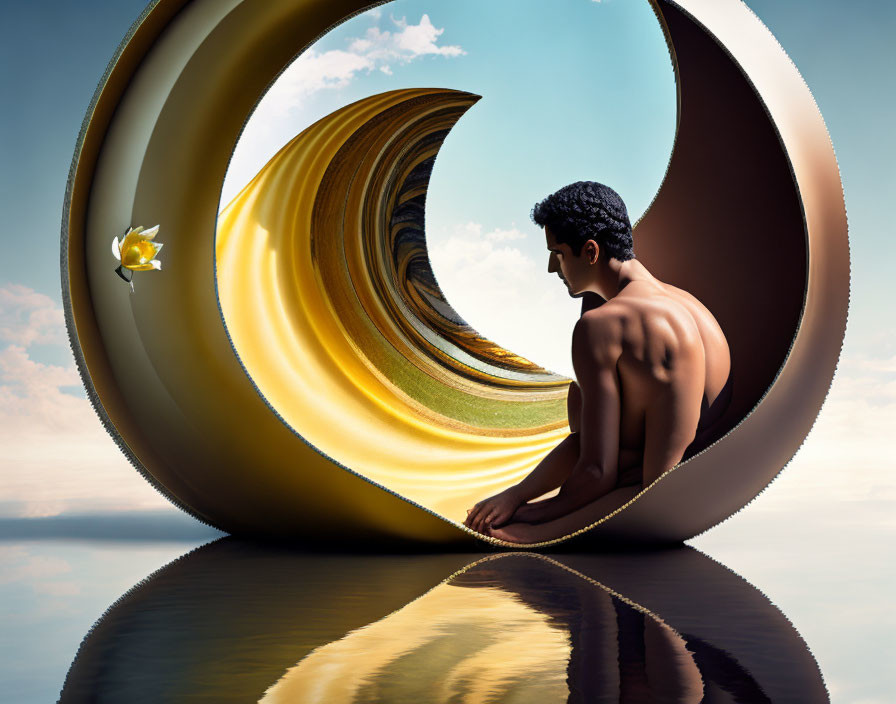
[122,241,157,267]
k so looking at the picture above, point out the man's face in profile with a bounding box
[545,226,587,299]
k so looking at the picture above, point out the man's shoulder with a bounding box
[578,302,630,332]
[573,308,625,366]
[599,283,703,329]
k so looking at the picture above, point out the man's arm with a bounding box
[518,312,623,524]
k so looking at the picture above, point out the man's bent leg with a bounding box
[513,432,580,502]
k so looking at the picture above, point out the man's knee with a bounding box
[567,381,582,433]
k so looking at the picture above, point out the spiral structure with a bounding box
[62,0,848,546]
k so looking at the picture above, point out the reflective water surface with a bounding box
[3,502,894,703]
[45,540,822,703]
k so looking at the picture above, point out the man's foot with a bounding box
[464,487,524,533]
[486,521,537,544]
[510,500,556,524]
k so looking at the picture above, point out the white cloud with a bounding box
[0,283,67,347]
[850,354,896,374]
[0,284,172,518]
[390,13,466,59]
[705,351,896,516]
[279,11,464,106]
[485,225,527,242]
[0,344,82,432]
[260,48,375,120]
[428,221,580,377]
[221,11,465,206]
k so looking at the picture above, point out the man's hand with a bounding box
[464,487,524,533]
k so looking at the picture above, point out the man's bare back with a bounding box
[464,190,731,543]
[584,276,731,488]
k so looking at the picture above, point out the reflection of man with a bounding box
[453,556,707,702]
[464,181,732,543]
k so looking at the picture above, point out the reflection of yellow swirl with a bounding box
[260,553,700,703]
[261,580,572,704]
[216,88,568,520]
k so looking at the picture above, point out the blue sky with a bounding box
[220,0,676,376]
[1,0,895,519]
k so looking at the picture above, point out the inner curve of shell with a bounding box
[215,88,571,519]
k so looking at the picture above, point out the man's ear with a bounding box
[585,240,599,265]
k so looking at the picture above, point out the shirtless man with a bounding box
[463,181,731,543]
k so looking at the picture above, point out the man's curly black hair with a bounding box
[530,181,635,261]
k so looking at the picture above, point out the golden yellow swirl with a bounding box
[216,88,569,520]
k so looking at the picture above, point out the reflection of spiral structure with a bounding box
[62,0,848,546]
[58,541,828,702]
